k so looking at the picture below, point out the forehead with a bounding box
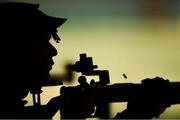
[30,31,52,44]
[32,31,51,39]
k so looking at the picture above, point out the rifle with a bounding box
[60,53,180,119]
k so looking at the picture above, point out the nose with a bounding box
[49,43,58,57]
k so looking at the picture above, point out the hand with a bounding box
[114,77,171,119]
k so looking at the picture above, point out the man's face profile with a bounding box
[0,2,66,98]
[26,31,58,82]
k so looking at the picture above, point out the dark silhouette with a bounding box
[0,2,178,120]
[0,2,66,119]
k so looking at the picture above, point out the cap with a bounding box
[0,2,67,43]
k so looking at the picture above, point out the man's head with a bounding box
[0,2,67,42]
[0,2,66,98]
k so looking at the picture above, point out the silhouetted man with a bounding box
[0,2,66,118]
[0,2,170,119]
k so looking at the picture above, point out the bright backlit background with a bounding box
[1,0,180,119]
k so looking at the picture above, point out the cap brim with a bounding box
[49,16,67,28]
